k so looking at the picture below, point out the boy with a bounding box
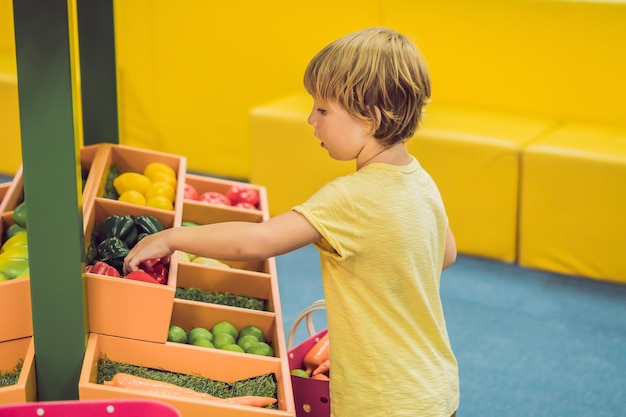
[125,27,459,416]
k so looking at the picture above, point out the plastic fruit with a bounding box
[192,257,230,268]
[167,325,188,344]
[178,251,192,262]
[146,196,174,210]
[239,325,266,343]
[192,338,215,349]
[143,162,176,182]
[113,172,152,195]
[211,321,239,340]
[290,369,310,378]
[221,344,245,353]
[150,172,177,188]
[118,190,146,205]
[1,231,28,252]
[15,266,29,279]
[145,182,175,202]
[198,191,231,206]
[0,258,29,279]
[247,341,274,357]
[226,185,259,208]
[183,184,198,200]
[213,333,236,349]
[237,335,259,352]
[188,327,213,345]
[0,245,29,260]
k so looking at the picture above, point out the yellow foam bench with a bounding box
[250,93,556,262]
[408,104,555,262]
[250,94,353,216]
[519,122,626,284]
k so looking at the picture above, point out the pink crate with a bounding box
[287,300,330,417]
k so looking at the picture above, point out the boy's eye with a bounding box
[317,108,327,115]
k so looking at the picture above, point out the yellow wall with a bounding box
[113,0,380,179]
[0,0,14,54]
[384,0,626,125]
[3,1,625,178]
[0,0,21,176]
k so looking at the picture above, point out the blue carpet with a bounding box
[276,245,626,417]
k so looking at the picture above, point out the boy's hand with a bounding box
[123,230,173,275]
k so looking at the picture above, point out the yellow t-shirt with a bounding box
[293,157,459,417]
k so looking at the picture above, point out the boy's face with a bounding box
[307,97,373,162]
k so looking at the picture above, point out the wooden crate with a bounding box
[0,337,37,404]
[83,197,177,344]
[0,212,31,343]
[79,333,295,417]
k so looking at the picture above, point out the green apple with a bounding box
[192,257,230,268]
[177,251,192,262]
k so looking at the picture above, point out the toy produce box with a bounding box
[0,337,37,404]
[82,144,185,343]
[79,333,295,417]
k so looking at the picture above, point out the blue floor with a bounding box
[275,245,626,417]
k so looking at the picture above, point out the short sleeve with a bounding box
[292,179,359,260]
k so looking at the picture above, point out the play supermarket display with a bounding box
[0,144,295,416]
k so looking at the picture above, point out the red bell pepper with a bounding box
[125,270,160,285]
[85,261,121,277]
[139,258,168,285]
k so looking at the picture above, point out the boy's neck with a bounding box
[357,142,412,170]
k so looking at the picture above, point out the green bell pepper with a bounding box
[12,201,27,228]
[135,215,164,235]
[95,237,130,276]
[96,237,130,262]
[100,215,138,247]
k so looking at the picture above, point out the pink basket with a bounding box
[287,300,330,417]
[0,399,181,417]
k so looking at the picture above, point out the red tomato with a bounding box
[235,202,257,210]
[199,191,232,206]
[226,185,259,208]
[183,183,199,200]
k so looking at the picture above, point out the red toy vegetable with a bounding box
[198,191,231,206]
[235,202,257,210]
[226,185,259,208]
[303,332,330,374]
[85,261,121,278]
[125,270,160,285]
[183,183,199,200]
[140,259,168,284]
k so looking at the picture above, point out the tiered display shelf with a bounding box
[0,144,295,417]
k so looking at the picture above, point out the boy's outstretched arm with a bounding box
[123,210,322,274]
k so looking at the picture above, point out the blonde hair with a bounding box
[304,27,431,146]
